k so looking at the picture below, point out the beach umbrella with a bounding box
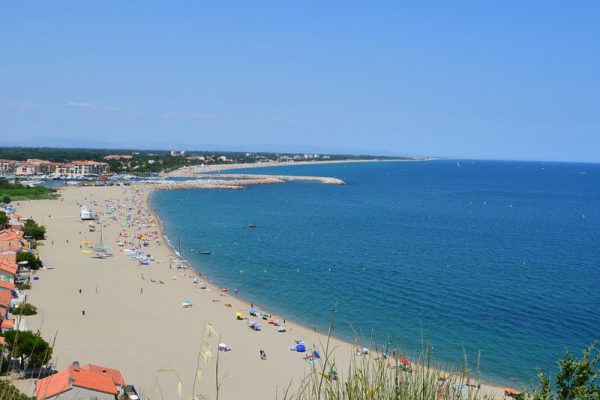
[236,312,244,318]
[296,344,306,352]
[277,326,286,332]
[274,319,283,326]
[249,308,257,314]
[398,357,410,366]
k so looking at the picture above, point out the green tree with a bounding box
[23,219,45,240]
[11,303,37,316]
[2,330,53,369]
[523,342,600,400]
[16,251,43,270]
[0,211,7,229]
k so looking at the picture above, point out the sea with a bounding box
[149,160,600,386]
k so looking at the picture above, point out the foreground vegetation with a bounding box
[0,381,34,400]
[0,180,57,201]
[283,341,600,400]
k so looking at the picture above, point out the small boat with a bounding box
[92,252,113,259]
[198,251,211,255]
[248,224,256,228]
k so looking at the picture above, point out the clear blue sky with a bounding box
[1,1,598,162]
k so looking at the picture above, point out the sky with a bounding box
[1,1,599,162]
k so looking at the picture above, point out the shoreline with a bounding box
[14,183,507,399]
[161,157,428,178]
[146,183,509,396]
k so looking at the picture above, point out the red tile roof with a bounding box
[0,261,17,275]
[36,363,125,400]
[84,364,126,387]
[0,253,16,264]
[0,281,15,291]
[1,319,14,330]
[0,242,19,252]
[36,370,71,400]
[0,229,23,241]
[0,291,11,308]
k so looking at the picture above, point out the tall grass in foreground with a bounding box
[281,306,491,400]
[281,340,491,400]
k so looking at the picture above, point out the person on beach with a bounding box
[140,288,143,294]
[79,289,82,294]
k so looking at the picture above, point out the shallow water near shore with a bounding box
[150,160,600,386]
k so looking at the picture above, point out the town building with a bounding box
[36,362,126,400]
[103,155,133,160]
[4,159,110,177]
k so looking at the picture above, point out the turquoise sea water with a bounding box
[150,160,600,385]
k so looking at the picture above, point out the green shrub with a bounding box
[23,219,45,240]
[17,251,43,270]
[0,211,7,229]
[11,303,37,316]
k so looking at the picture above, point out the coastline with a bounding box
[14,183,506,399]
[161,158,428,177]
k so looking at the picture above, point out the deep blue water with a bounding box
[150,160,600,385]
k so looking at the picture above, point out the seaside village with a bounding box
[0,205,134,399]
[0,159,111,180]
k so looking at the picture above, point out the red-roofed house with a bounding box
[0,318,14,333]
[0,229,23,242]
[0,260,17,283]
[0,281,15,292]
[0,253,16,267]
[0,290,11,317]
[36,362,125,400]
[0,230,22,254]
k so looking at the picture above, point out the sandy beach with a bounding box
[13,184,504,399]
[161,158,425,177]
